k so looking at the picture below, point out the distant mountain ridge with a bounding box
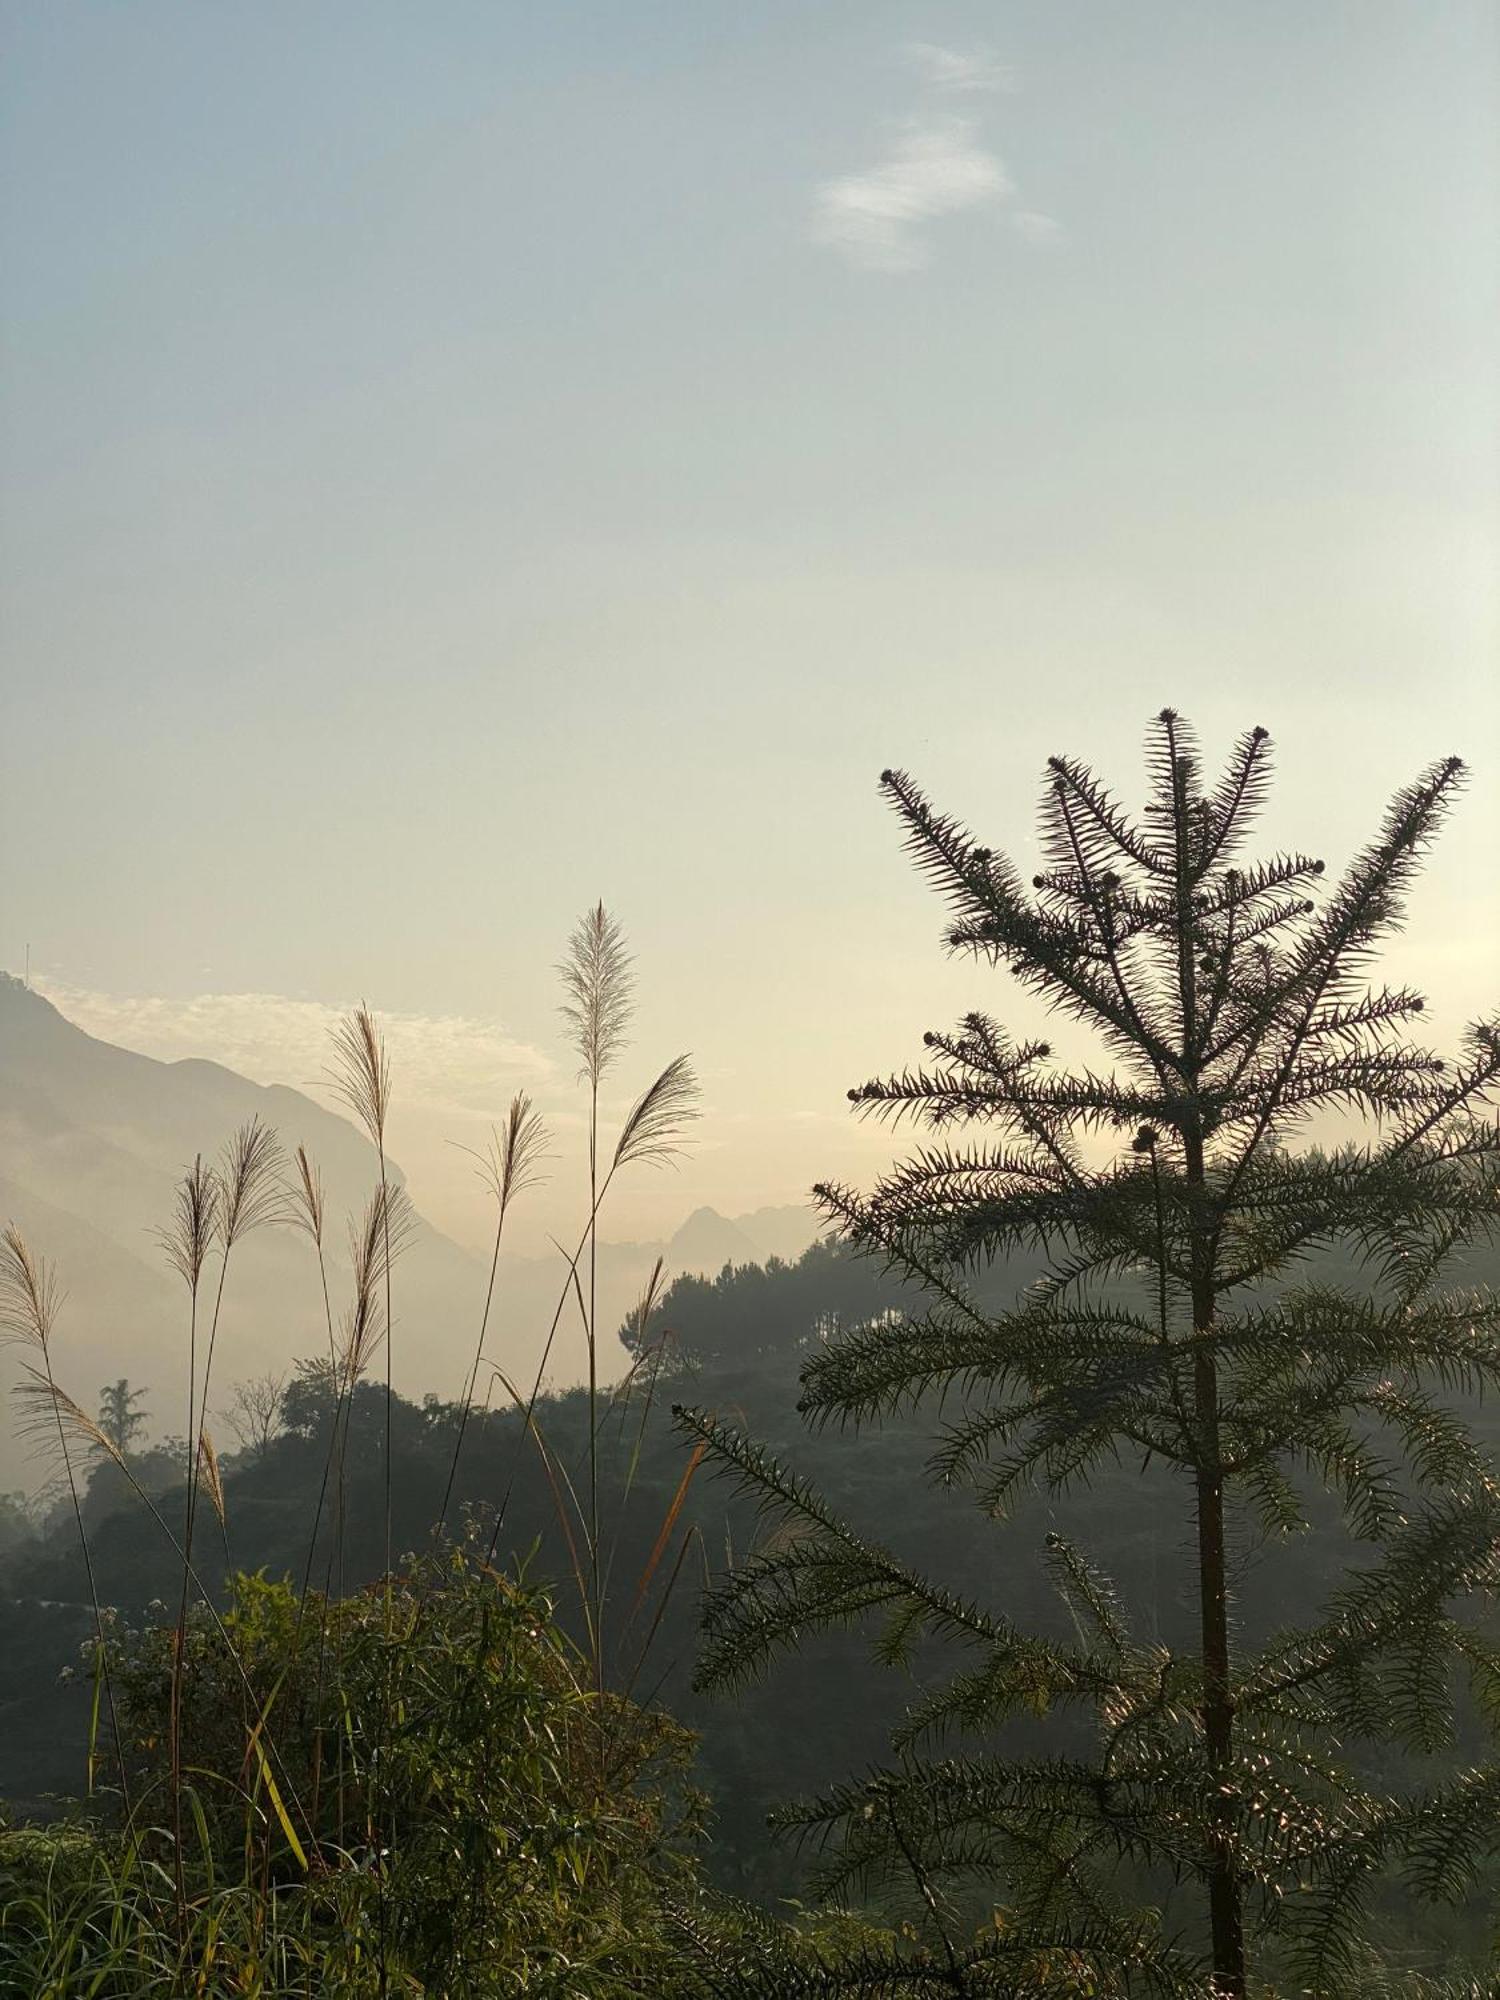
[0,975,487,1477]
[0,977,817,1482]
[665,1203,817,1274]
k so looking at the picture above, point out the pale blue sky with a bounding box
[3,2,1497,1247]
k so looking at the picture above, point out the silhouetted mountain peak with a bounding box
[664,1203,818,1275]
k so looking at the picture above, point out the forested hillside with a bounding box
[5,1230,1496,1965]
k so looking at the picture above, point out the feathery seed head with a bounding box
[197,1430,227,1530]
[0,1224,62,1353]
[461,1092,552,1213]
[613,1054,700,1171]
[328,1005,391,1149]
[289,1144,326,1246]
[342,1181,416,1382]
[16,1367,122,1469]
[559,902,634,1089]
[160,1156,219,1296]
[215,1118,285,1250]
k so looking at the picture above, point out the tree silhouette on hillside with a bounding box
[683,714,1500,1995]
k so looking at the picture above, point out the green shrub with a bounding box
[2,1547,705,1997]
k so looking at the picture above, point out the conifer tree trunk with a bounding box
[1191,1359,1244,1992]
[1171,744,1246,1994]
[1182,1054,1246,1984]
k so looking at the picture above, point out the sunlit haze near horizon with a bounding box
[4,3,1497,1259]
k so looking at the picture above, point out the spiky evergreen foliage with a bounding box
[678,713,1500,1996]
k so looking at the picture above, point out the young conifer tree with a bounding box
[679,713,1500,1997]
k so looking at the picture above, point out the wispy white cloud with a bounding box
[1011,209,1063,245]
[813,118,1012,273]
[36,981,553,1124]
[811,46,1058,273]
[904,42,1015,95]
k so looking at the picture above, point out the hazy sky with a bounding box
[4,3,1497,1255]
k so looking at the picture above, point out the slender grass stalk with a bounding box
[490,1308,706,1781]
[586,1070,600,1687]
[437,1093,549,1539]
[559,903,634,1692]
[282,1179,413,1854]
[601,1267,704,1764]
[487,1368,597,1661]
[599,1258,667,1615]
[483,1053,699,1612]
[157,1156,217,1921]
[328,1008,393,1579]
[186,1120,284,1570]
[286,1147,342,1601]
[286,1144,343,1854]
[617,1521,702,1719]
[322,1180,413,1907]
[322,1009,399,2000]
[165,1123,283,1923]
[0,1226,132,1822]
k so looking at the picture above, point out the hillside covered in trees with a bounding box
[3,1227,1497,1980]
